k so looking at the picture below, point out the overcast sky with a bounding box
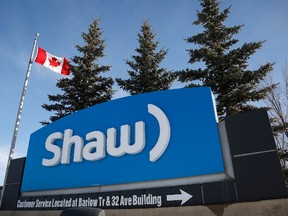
[0,0,287,185]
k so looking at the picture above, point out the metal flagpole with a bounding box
[0,33,39,208]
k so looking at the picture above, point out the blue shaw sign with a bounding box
[21,87,224,192]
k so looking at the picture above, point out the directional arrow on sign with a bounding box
[166,189,193,205]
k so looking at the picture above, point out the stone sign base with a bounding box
[0,198,287,216]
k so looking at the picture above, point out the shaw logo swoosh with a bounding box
[148,104,171,162]
[42,104,171,166]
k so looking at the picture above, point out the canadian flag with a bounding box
[34,47,70,75]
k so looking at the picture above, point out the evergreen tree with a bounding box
[178,0,275,118]
[116,19,175,95]
[41,19,114,124]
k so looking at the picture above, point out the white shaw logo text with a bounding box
[42,104,171,166]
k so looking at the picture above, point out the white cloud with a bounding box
[0,146,9,186]
[113,88,130,100]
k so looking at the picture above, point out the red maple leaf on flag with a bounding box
[48,57,61,67]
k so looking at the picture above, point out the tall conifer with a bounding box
[116,20,175,95]
[178,0,275,118]
[41,19,114,124]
